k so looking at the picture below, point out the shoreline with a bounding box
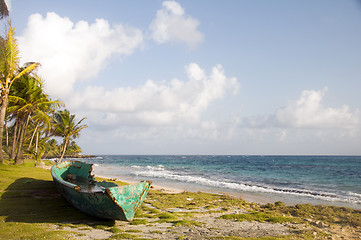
[86,155,361,210]
[45,156,361,211]
[95,174,184,194]
[94,171,361,210]
[1,160,360,239]
[58,156,361,210]
[94,172,279,207]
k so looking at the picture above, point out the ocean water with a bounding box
[77,155,361,209]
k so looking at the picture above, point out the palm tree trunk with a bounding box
[14,122,26,165]
[4,121,10,157]
[11,121,19,159]
[28,122,39,150]
[58,138,69,163]
[5,121,8,147]
[14,115,30,165]
[0,90,9,164]
[35,132,38,153]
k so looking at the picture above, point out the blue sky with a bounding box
[4,0,361,155]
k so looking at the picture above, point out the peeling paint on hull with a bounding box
[51,160,151,221]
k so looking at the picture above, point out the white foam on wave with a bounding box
[133,167,361,204]
[132,165,165,171]
[148,165,165,170]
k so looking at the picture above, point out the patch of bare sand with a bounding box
[56,211,292,240]
[55,226,112,240]
[170,211,291,239]
[54,214,361,240]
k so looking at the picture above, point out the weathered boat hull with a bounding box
[51,160,151,221]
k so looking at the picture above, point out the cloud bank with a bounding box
[70,63,240,128]
[18,12,143,98]
[245,88,360,130]
[18,0,204,99]
[275,88,360,129]
[14,1,360,154]
[150,1,204,47]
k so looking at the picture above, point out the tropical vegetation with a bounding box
[0,21,87,164]
[52,109,87,163]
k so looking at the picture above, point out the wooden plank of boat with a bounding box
[51,160,151,221]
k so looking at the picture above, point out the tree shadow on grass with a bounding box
[0,177,114,226]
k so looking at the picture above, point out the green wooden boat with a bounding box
[51,160,151,221]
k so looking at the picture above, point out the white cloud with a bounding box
[150,1,204,47]
[245,88,360,129]
[275,88,360,128]
[70,63,240,128]
[18,12,143,98]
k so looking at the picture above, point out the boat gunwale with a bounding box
[51,160,107,193]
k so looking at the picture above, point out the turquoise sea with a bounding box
[76,155,361,209]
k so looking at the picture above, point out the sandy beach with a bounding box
[84,175,361,240]
[1,161,361,239]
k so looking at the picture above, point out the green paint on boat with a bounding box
[51,160,151,221]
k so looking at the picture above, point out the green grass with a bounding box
[219,201,361,227]
[260,202,361,227]
[0,159,116,239]
[110,232,140,239]
[130,218,148,225]
[173,219,203,227]
[219,211,296,224]
[146,190,250,212]
[157,212,179,220]
[126,229,143,233]
[0,221,72,240]
[109,227,124,233]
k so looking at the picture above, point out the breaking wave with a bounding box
[132,165,361,204]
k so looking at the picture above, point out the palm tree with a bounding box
[32,145,45,167]
[0,24,40,163]
[44,138,61,157]
[7,73,63,164]
[66,140,82,155]
[52,110,87,163]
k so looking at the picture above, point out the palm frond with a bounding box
[10,62,40,87]
[6,26,20,83]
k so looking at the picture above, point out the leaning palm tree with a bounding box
[0,24,40,163]
[52,110,87,163]
[8,74,63,164]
